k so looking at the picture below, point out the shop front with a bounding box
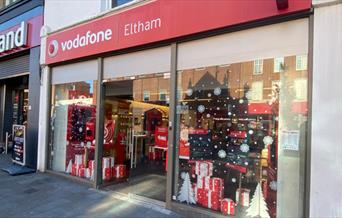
[43,0,312,217]
[0,4,43,168]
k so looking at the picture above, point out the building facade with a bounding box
[36,0,342,217]
[0,0,43,168]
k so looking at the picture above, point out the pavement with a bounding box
[0,154,184,218]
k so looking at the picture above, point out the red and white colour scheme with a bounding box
[221,198,235,216]
[195,161,213,177]
[45,0,311,65]
[236,188,251,207]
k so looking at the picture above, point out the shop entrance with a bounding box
[102,74,169,202]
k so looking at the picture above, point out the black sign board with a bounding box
[12,125,26,166]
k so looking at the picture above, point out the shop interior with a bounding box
[101,74,169,201]
[0,75,29,155]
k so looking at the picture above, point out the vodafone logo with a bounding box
[48,40,58,57]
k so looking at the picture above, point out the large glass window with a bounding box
[50,81,97,180]
[173,19,308,218]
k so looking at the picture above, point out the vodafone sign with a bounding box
[45,0,311,64]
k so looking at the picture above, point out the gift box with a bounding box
[102,157,112,168]
[71,164,78,176]
[236,188,250,207]
[196,188,222,211]
[88,160,94,171]
[103,167,111,181]
[221,198,235,216]
[148,146,156,160]
[78,167,85,178]
[195,161,213,177]
[85,168,91,179]
[113,164,126,178]
[75,154,84,166]
[197,176,224,193]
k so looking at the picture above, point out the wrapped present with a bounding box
[85,168,91,179]
[197,176,224,193]
[103,167,111,181]
[88,160,94,171]
[102,157,112,168]
[78,167,85,178]
[113,164,126,178]
[196,188,222,211]
[236,188,250,207]
[221,198,235,216]
[195,161,213,177]
[71,164,78,176]
[148,146,155,160]
[75,154,84,166]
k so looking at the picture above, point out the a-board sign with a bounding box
[12,125,26,165]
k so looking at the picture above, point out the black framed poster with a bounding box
[12,125,26,166]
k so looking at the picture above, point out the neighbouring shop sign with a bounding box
[0,7,43,58]
[45,0,311,64]
[12,125,26,166]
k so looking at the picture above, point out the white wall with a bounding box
[44,0,103,32]
[311,2,342,217]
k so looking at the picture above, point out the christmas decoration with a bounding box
[236,188,250,207]
[178,172,196,204]
[218,149,227,159]
[240,144,250,153]
[196,188,222,211]
[221,198,235,215]
[263,136,274,146]
[66,159,72,174]
[195,161,213,177]
[113,164,126,178]
[269,181,277,191]
[214,87,221,96]
[197,176,224,193]
[197,105,205,113]
[186,88,193,96]
[246,183,270,218]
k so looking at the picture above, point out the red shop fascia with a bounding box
[45,0,311,65]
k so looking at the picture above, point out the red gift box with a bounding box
[78,167,85,178]
[221,198,235,216]
[113,164,126,178]
[148,147,156,161]
[195,161,213,177]
[236,188,250,207]
[88,160,94,171]
[155,127,168,148]
[71,164,78,176]
[102,167,111,181]
[196,188,222,211]
[197,176,224,193]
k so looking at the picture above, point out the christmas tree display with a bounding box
[178,172,196,204]
[246,182,270,218]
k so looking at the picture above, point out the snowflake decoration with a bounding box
[214,87,221,96]
[248,130,254,135]
[232,178,237,183]
[217,150,227,158]
[197,105,205,113]
[270,181,277,191]
[79,127,83,132]
[186,88,193,96]
[180,172,186,179]
[263,136,274,145]
[206,114,211,118]
[245,91,252,99]
[239,99,244,104]
[240,143,249,153]
[208,93,212,97]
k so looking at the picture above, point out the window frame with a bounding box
[253,59,263,75]
[296,55,308,71]
[274,57,284,73]
[143,90,150,102]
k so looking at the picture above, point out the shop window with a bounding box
[50,80,97,181]
[294,79,308,100]
[253,59,263,74]
[296,55,307,71]
[274,57,284,73]
[251,81,263,101]
[143,91,150,102]
[174,55,308,217]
